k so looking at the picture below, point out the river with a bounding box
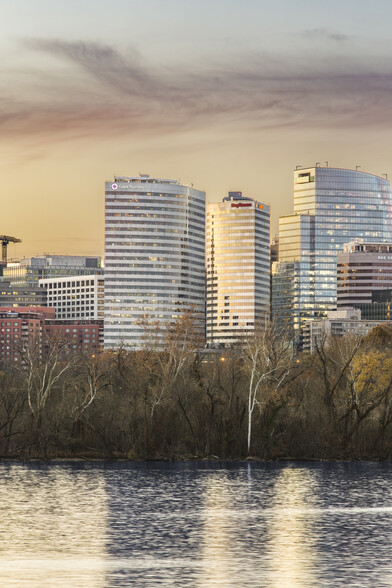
[0,461,391,586]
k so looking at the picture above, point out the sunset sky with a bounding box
[2,0,392,258]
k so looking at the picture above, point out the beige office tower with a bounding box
[206,192,270,347]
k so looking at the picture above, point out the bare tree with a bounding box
[313,331,363,426]
[0,369,26,456]
[241,321,296,455]
[138,308,204,417]
[71,351,110,420]
[17,334,77,426]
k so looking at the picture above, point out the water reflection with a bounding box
[1,461,392,586]
[265,466,319,587]
[0,464,108,587]
[199,474,233,586]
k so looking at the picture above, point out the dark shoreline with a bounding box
[1,454,391,463]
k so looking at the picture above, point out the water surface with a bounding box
[0,461,392,586]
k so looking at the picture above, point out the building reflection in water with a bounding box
[198,465,320,587]
[0,464,108,587]
[265,466,319,587]
[198,473,235,587]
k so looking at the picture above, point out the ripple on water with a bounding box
[0,461,392,587]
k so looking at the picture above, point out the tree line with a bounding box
[1,311,392,460]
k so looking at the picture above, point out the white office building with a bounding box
[104,174,205,348]
[206,192,270,346]
[39,275,104,320]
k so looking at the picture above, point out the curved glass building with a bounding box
[104,174,205,349]
[275,167,392,336]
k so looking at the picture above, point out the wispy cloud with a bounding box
[1,39,392,144]
[304,28,349,42]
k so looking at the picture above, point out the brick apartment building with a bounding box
[0,306,103,364]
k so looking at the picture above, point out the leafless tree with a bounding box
[138,308,204,417]
[241,321,296,455]
[16,334,77,425]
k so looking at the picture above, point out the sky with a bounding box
[2,0,392,258]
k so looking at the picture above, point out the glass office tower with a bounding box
[206,192,270,346]
[104,174,205,349]
[275,167,392,335]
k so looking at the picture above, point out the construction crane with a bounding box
[0,235,22,264]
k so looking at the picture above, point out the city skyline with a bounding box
[3,1,392,258]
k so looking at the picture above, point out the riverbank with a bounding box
[2,326,392,462]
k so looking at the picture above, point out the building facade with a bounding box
[0,306,103,364]
[45,319,103,353]
[302,308,388,354]
[271,260,299,336]
[104,174,206,349]
[275,167,392,336]
[39,275,104,320]
[4,255,103,287]
[0,281,47,307]
[206,192,270,346]
[337,241,392,306]
[0,307,55,364]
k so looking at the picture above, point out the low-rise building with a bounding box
[0,280,47,307]
[45,319,103,354]
[0,306,103,364]
[0,307,55,364]
[4,255,103,287]
[302,308,388,353]
[39,275,104,320]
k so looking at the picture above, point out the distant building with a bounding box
[104,174,206,349]
[206,192,270,347]
[271,260,299,336]
[270,237,279,264]
[4,255,103,287]
[337,241,392,306]
[45,319,103,354]
[39,275,104,320]
[302,308,388,353]
[0,306,103,364]
[0,307,55,364]
[0,280,47,307]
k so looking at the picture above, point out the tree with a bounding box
[241,321,296,456]
[339,348,392,449]
[71,351,110,420]
[138,308,204,417]
[17,334,77,426]
[313,331,363,426]
[0,369,26,456]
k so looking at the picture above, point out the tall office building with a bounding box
[104,174,205,349]
[206,192,270,346]
[274,167,392,337]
